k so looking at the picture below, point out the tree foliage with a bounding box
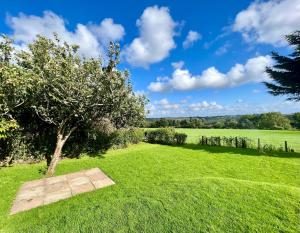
[0,34,147,174]
[264,31,300,101]
[257,112,291,130]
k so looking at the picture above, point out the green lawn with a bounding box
[147,128,300,152]
[1,143,299,232]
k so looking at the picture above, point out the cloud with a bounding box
[233,0,300,46]
[214,42,230,56]
[221,100,300,116]
[148,97,300,117]
[155,98,180,110]
[189,101,223,111]
[88,18,125,45]
[183,30,201,49]
[148,98,224,117]
[6,11,125,58]
[171,60,185,69]
[148,55,273,92]
[134,90,148,97]
[123,6,177,67]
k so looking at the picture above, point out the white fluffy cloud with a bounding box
[155,98,180,110]
[148,98,224,117]
[233,0,300,46]
[88,18,125,45]
[189,101,223,111]
[123,6,177,67]
[183,30,201,49]
[148,55,273,92]
[148,97,300,117]
[6,11,125,58]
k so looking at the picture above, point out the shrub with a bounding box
[174,133,187,145]
[127,128,145,144]
[145,128,175,145]
[0,119,46,166]
[145,128,187,145]
[111,128,144,149]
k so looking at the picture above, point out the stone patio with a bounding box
[10,167,115,215]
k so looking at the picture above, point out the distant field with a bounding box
[146,128,300,152]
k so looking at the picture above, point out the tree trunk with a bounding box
[46,126,77,177]
[46,134,65,177]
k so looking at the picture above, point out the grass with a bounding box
[1,143,299,232]
[147,128,300,152]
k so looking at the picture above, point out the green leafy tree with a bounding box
[257,112,291,130]
[224,119,238,129]
[264,31,300,101]
[289,112,300,129]
[4,35,146,176]
[0,35,33,120]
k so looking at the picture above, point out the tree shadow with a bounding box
[168,143,300,158]
[83,150,107,158]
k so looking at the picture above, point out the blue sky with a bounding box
[1,0,300,117]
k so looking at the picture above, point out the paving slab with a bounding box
[10,167,115,215]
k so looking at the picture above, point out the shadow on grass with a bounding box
[168,143,300,158]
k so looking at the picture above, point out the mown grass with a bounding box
[148,128,300,152]
[1,143,299,232]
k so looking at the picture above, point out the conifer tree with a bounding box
[264,31,300,101]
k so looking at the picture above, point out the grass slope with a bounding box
[1,143,299,232]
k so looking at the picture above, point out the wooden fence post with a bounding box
[258,138,261,150]
[235,137,238,148]
[201,136,204,145]
[285,141,288,152]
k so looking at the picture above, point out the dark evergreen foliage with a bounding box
[264,31,300,101]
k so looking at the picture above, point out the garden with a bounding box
[0,31,300,233]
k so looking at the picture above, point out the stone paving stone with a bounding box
[16,185,45,201]
[92,178,115,189]
[45,175,67,185]
[69,176,91,186]
[11,197,44,215]
[10,167,115,215]
[44,189,72,205]
[70,182,95,195]
[88,172,107,181]
[46,180,69,193]
[66,171,85,180]
[20,179,45,190]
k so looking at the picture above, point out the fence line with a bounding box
[199,136,294,153]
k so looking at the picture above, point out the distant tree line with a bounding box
[145,112,300,130]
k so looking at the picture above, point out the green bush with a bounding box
[128,128,145,144]
[145,128,187,145]
[111,128,144,149]
[145,128,175,145]
[174,133,187,145]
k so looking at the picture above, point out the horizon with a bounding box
[146,112,299,119]
[1,0,300,117]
